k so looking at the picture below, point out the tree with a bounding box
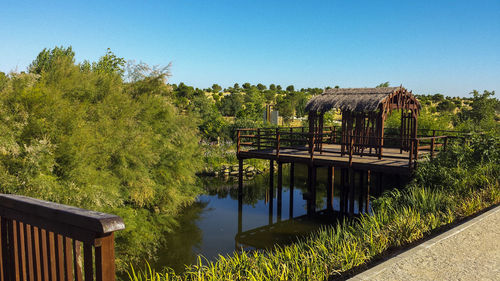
[92,48,126,75]
[456,90,499,132]
[218,92,244,116]
[269,84,276,91]
[1,47,203,267]
[211,84,222,93]
[431,93,445,103]
[257,83,266,91]
[28,46,75,74]
[286,85,295,92]
[436,100,455,112]
[376,82,390,88]
[237,87,264,120]
[242,82,251,89]
[0,72,7,91]
[276,95,294,123]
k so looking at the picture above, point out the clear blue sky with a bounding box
[1,0,499,96]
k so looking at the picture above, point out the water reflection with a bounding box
[151,164,405,273]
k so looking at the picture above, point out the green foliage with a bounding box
[130,135,500,280]
[455,90,499,133]
[385,108,452,132]
[375,81,390,88]
[0,47,203,269]
[211,84,222,93]
[28,46,75,74]
[436,99,455,112]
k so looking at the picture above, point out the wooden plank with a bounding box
[56,234,65,281]
[83,243,93,281]
[1,218,13,281]
[48,232,57,281]
[64,237,74,281]
[12,220,20,281]
[0,217,3,281]
[32,227,42,281]
[18,221,27,281]
[40,229,49,281]
[25,224,35,281]
[94,234,116,281]
[72,241,83,281]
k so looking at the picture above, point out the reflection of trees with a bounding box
[149,201,208,273]
[201,164,317,206]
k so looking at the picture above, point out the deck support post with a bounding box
[378,172,383,196]
[349,168,355,216]
[339,168,345,214]
[238,158,243,233]
[277,162,283,222]
[366,170,371,213]
[327,166,334,212]
[358,170,363,214]
[307,165,317,217]
[289,163,295,219]
[268,160,274,225]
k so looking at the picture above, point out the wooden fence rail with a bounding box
[236,126,469,170]
[0,194,125,281]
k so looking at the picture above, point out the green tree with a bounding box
[376,81,390,88]
[28,46,75,74]
[92,48,126,75]
[219,92,244,116]
[211,84,222,93]
[436,100,456,112]
[257,83,266,91]
[0,47,202,268]
[456,90,499,132]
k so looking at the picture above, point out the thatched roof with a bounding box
[305,86,418,113]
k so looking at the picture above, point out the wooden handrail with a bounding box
[0,194,125,281]
[237,127,460,166]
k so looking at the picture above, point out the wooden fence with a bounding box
[237,126,471,169]
[0,194,125,281]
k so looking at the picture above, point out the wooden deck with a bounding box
[236,127,464,217]
[239,144,429,175]
[236,127,455,175]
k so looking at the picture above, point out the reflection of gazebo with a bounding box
[305,86,421,158]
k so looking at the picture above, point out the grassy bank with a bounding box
[128,134,500,281]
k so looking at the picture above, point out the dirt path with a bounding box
[350,206,500,281]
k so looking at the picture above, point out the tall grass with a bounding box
[128,135,500,281]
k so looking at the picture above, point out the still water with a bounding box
[151,164,402,272]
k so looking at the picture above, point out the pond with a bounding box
[149,163,403,272]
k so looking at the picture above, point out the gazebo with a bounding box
[305,86,421,158]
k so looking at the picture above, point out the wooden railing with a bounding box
[0,194,125,281]
[237,126,470,169]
